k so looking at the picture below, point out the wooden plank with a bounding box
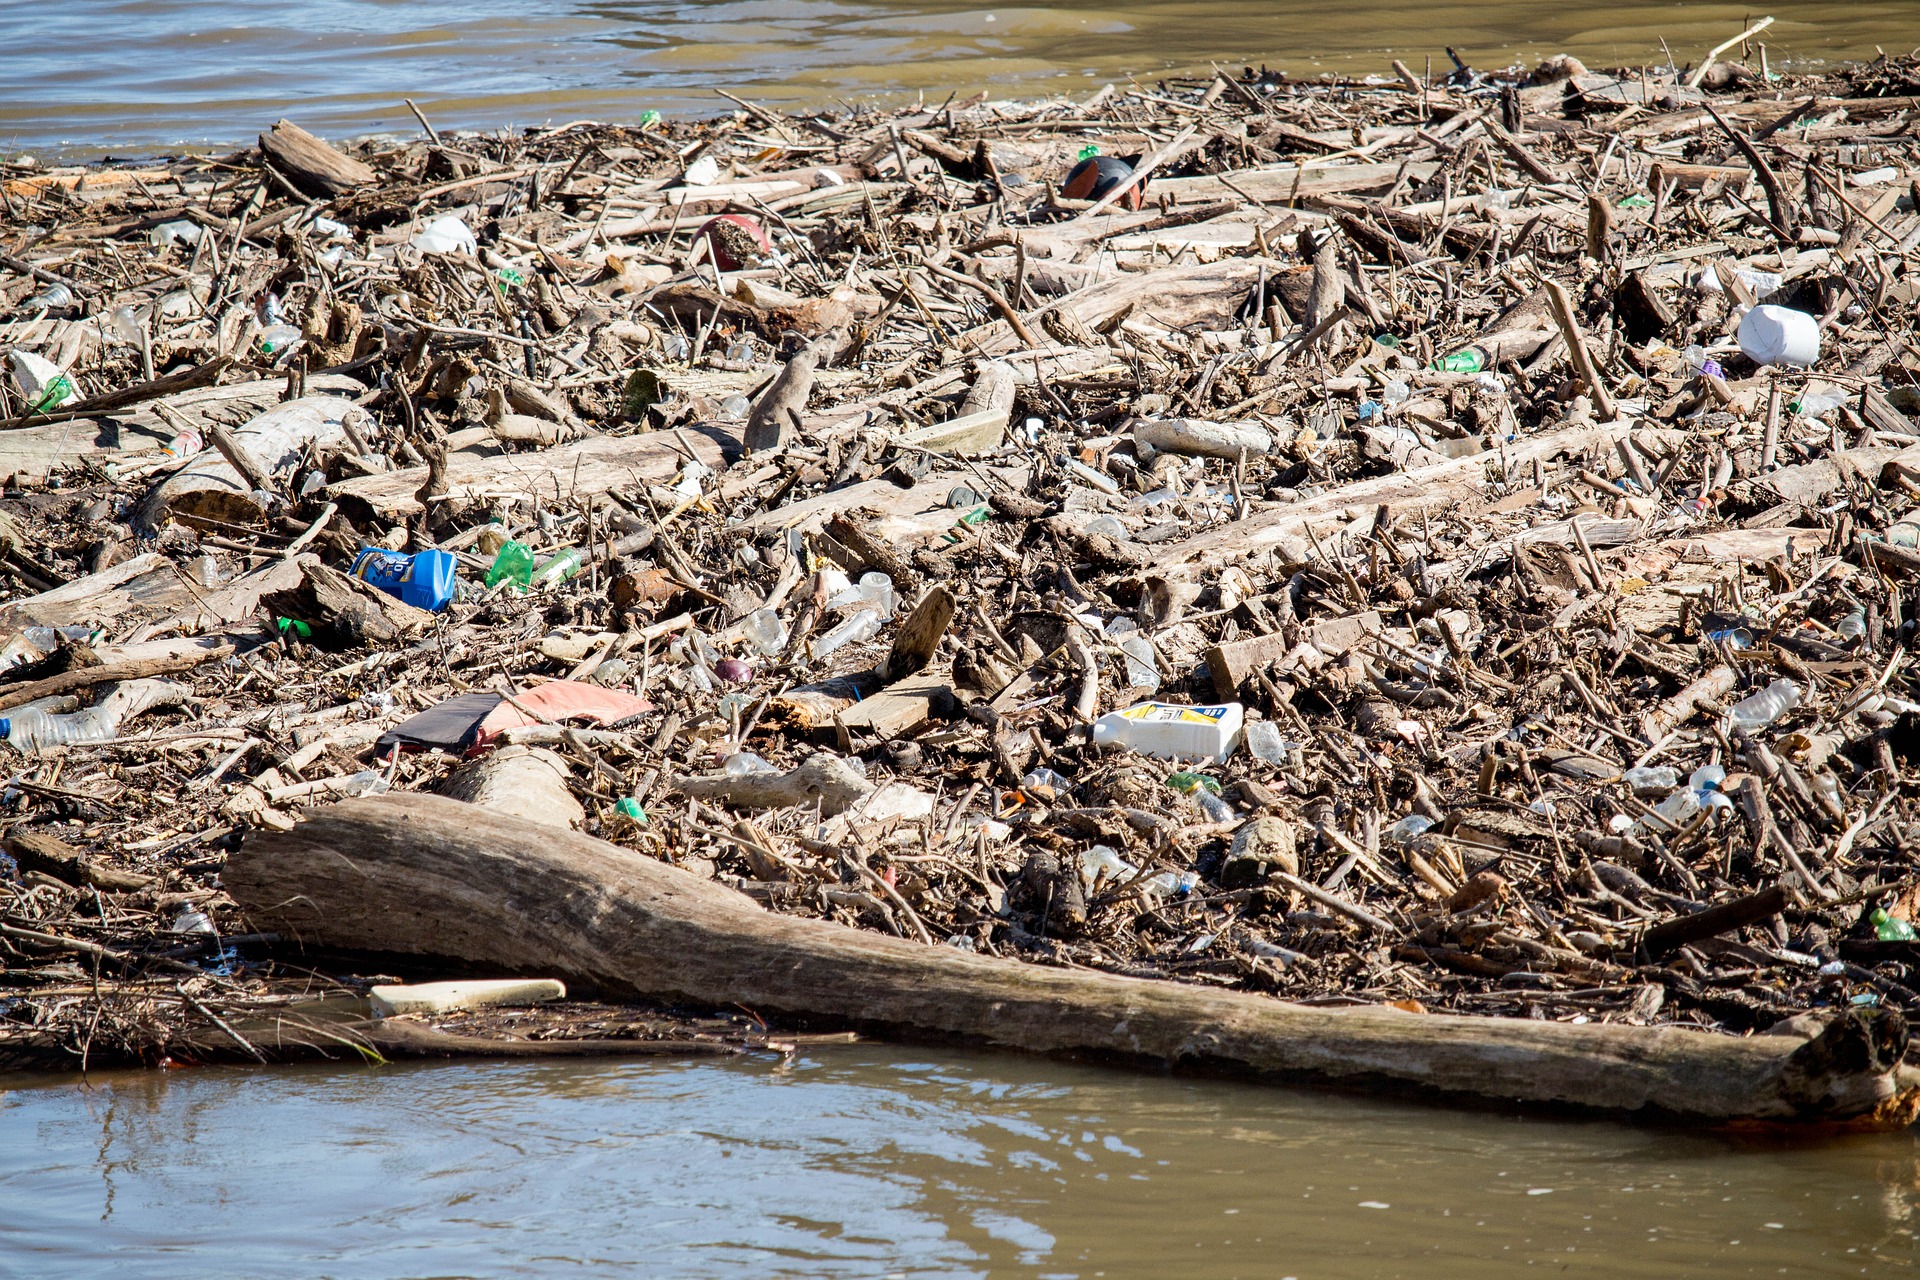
[836,668,954,737]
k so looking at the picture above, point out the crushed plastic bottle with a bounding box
[1386,814,1436,843]
[337,769,392,797]
[1728,679,1802,732]
[1080,843,1135,888]
[1092,702,1244,761]
[1430,345,1488,374]
[1836,609,1867,641]
[1791,388,1847,419]
[723,751,779,777]
[1243,719,1294,764]
[742,607,789,656]
[257,324,302,360]
[485,540,535,590]
[1020,767,1071,800]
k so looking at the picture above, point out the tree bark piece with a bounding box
[225,796,1920,1127]
[744,337,828,451]
[1643,878,1799,957]
[438,745,585,829]
[901,360,1014,454]
[1134,417,1273,460]
[259,120,377,198]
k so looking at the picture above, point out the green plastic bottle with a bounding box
[485,540,535,590]
[1871,908,1918,942]
[531,547,584,586]
[1430,346,1487,374]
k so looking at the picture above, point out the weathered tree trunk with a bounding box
[226,795,1920,1128]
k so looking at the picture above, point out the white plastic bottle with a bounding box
[1091,701,1244,761]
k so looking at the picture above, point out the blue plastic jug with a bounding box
[350,547,458,612]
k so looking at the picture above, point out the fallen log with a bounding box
[227,795,1920,1128]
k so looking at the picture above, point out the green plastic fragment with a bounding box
[274,617,312,639]
[1078,144,1101,160]
[615,797,648,822]
[1617,193,1653,208]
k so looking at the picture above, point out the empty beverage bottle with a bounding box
[350,547,458,611]
[1729,679,1802,732]
[1167,771,1235,823]
[530,547,583,586]
[486,540,535,590]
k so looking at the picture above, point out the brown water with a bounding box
[4,1,1919,157]
[3,1045,1917,1276]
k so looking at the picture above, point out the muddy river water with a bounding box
[5,1,1920,154]
[3,1045,1917,1276]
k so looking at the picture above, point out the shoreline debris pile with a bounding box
[2,43,1920,1114]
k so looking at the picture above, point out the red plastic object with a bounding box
[698,214,772,271]
[473,680,654,747]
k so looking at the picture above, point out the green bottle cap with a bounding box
[1078,144,1101,161]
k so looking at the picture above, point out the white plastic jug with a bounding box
[1738,305,1820,367]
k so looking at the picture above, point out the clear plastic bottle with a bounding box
[742,607,789,656]
[1168,771,1235,823]
[1080,843,1136,889]
[0,680,188,753]
[1729,679,1802,732]
[1836,609,1867,641]
[1243,719,1292,764]
[812,609,883,659]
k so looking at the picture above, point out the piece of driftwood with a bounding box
[438,745,585,829]
[1148,418,1634,574]
[259,119,377,197]
[836,668,954,738]
[1644,878,1800,957]
[328,426,732,519]
[744,337,828,451]
[226,796,1920,1128]
[900,359,1014,454]
[142,395,357,529]
[672,751,872,815]
[0,645,232,713]
[3,828,156,892]
[884,584,954,680]
[1134,417,1273,460]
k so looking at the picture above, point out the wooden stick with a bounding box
[1685,15,1775,89]
[1542,279,1618,421]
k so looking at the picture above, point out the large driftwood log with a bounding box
[259,120,377,198]
[226,795,1920,1128]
